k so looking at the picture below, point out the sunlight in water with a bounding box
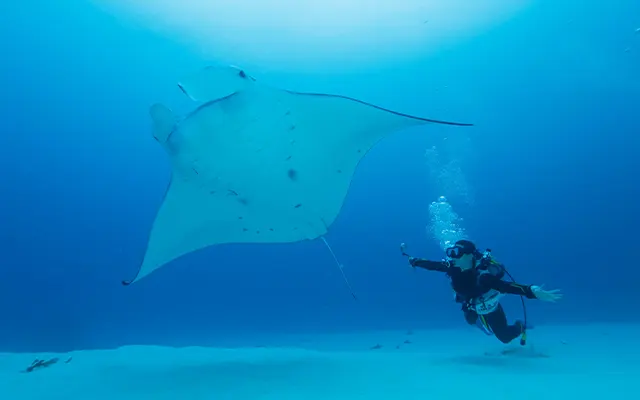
[91,0,533,71]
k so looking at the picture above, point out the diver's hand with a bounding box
[408,257,419,267]
[531,285,562,302]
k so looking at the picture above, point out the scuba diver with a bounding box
[405,239,562,344]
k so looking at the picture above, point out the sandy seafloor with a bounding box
[1,323,638,399]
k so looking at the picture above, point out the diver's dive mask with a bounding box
[445,245,470,259]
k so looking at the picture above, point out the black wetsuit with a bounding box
[411,258,537,344]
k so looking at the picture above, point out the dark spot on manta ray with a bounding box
[256,230,260,234]
[269,228,274,231]
[287,169,298,181]
[239,70,247,78]
[238,216,243,220]
[209,190,216,195]
[228,190,238,196]
[357,149,362,153]
[370,344,383,350]
[294,203,302,208]
[337,169,342,173]
[403,339,412,344]
[237,198,249,206]
[289,125,296,130]
[242,228,248,232]
[285,155,292,161]
[192,168,199,175]
[285,111,291,116]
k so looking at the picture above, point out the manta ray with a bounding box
[123,65,472,292]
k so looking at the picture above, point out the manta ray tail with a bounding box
[321,237,357,300]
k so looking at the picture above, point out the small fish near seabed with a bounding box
[21,356,73,373]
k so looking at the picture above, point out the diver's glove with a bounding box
[531,285,563,302]
[408,257,419,267]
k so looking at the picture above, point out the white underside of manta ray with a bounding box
[123,65,473,287]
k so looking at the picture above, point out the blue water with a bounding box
[1,0,639,362]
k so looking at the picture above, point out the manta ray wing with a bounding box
[124,66,472,284]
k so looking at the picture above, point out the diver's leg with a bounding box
[462,306,478,325]
[484,304,523,344]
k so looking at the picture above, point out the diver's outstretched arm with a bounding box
[488,278,537,298]
[409,258,449,272]
[484,275,563,302]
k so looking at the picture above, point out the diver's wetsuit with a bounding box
[411,259,536,344]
